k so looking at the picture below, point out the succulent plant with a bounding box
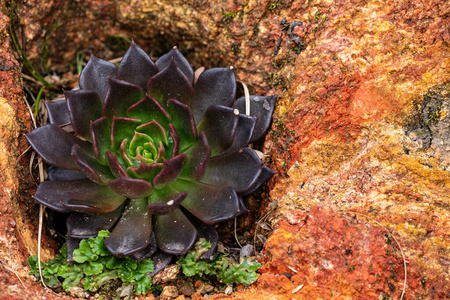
[26,41,276,262]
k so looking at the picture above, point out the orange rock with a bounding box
[2,0,450,300]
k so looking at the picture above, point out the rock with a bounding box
[1,0,450,299]
[160,285,179,300]
[152,264,179,284]
[223,285,233,295]
[176,279,196,296]
[0,7,64,300]
[67,286,90,299]
[239,244,254,257]
[196,281,214,295]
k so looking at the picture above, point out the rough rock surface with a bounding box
[1,0,449,299]
[0,8,68,300]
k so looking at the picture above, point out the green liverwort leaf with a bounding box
[84,261,104,276]
[134,275,152,295]
[73,239,97,263]
[137,259,154,274]
[27,230,156,297]
[177,239,261,286]
[91,230,111,256]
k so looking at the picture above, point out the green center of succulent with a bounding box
[129,131,158,163]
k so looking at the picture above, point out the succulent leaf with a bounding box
[219,114,257,156]
[180,131,210,181]
[136,121,169,147]
[155,46,194,84]
[126,95,171,126]
[79,54,118,101]
[103,78,144,121]
[202,147,262,193]
[174,179,240,223]
[240,165,276,196]
[104,198,152,257]
[153,154,188,189]
[45,100,70,125]
[147,59,194,106]
[26,124,91,171]
[110,116,141,150]
[106,151,128,177]
[91,117,111,164]
[47,166,86,181]
[71,144,113,185]
[197,105,239,156]
[62,184,126,214]
[181,209,218,260]
[153,209,197,254]
[168,124,180,157]
[108,176,153,198]
[65,90,103,141]
[190,68,236,123]
[66,237,82,262]
[118,40,158,93]
[148,251,173,277]
[167,99,198,149]
[233,95,277,143]
[127,161,163,182]
[129,232,158,261]
[66,204,125,238]
[33,179,101,213]
[147,191,187,214]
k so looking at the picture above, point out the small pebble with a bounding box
[152,264,179,284]
[240,244,254,257]
[160,285,178,300]
[67,286,89,299]
[224,285,233,295]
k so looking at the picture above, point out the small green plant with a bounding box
[315,10,322,21]
[268,1,281,12]
[221,9,238,19]
[28,231,154,297]
[75,51,85,75]
[42,23,61,71]
[177,239,261,285]
[4,0,53,88]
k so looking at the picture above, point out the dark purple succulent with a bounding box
[26,41,276,262]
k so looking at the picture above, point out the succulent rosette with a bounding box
[26,41,276,262]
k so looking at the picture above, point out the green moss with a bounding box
[221,9,240,24]
[268,1,281,12]
[222,11,237,19]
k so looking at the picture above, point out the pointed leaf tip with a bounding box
[65,89,103,141]
[156,47,194,84]
[79,53,118,101]
[147,60,194,106]
[190,67,237,123]
[103,78,144,120]
[233,95,277,143]
[118,42,158,93]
